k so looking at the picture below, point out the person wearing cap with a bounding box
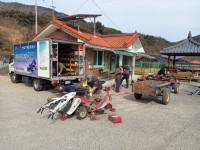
[115,64,123,93]
[86,75,102,94]
[157,66,167,77]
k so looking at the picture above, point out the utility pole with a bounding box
[35,0,38,34]
[50,0,56,17]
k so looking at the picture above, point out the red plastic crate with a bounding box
[108,114,122,123]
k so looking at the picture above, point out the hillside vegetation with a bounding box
[0,9,173,55]
[0,1,199,62]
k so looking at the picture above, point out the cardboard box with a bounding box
[71,45,84,50]
[74,51,83,55]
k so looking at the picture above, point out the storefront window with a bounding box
[94,50,104,67]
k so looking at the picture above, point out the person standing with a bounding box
[115,64,123,93]
[121,65,130,88]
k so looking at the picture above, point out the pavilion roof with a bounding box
[160,32,200,56]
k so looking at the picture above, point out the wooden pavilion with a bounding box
[160,31,200,82]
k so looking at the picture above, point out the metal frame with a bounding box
[50,39,86,81]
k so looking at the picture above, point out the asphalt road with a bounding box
[0,76,200,150]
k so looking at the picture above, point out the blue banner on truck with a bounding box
[14,42,38,75]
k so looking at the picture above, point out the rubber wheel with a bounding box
[33,78,43,91]
[174,84,179,94]
[134,93,142,99]
[162,89,170,105]
[11,73,17,83]
[76,106,88,120]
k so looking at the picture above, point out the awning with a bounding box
[136,53,155,59]
[114,51,137,56]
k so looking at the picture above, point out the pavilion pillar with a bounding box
[173,55,176,68]
[168,55,170,72]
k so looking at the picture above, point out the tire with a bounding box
[76,106,88,120]
[134,93,142,99]
[11,73,17,83]
[33,78,43,91]
[162,88,170,105]
[174,84,179,94]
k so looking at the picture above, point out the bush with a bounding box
[0,10,51,27]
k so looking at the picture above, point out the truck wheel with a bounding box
[162,89,170,105]
[174,85,179,94]
[76,106,88,120]
[33,78,43,91]
[11,73,17,83]
[134,93,142,99]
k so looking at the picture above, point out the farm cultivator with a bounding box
[37,86,113,121]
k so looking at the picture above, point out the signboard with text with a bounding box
[37,41,50,78]
[14,42,38,75]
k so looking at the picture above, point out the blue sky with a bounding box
[2,0,200,42]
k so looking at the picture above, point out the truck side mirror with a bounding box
[9,55,14,64]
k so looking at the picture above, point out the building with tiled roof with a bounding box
[160,31,200,56]
[29,16,145,77]
[191,61,200,64]
[160,32,200,79]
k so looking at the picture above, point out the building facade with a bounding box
[30,16,145,77]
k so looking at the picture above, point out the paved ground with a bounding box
[0,75,200,150]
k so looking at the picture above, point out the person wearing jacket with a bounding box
[86,75,102,94]
[157,66,167,77]
[121,65,131,88]
[115,64,123,93]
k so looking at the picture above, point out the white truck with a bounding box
[9,38,85,91]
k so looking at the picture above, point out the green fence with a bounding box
[135,62,167,75]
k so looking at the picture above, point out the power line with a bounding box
[91,0,123,32]
[41,0,51,8]
[41,0,56,17]
[71,0,89,15]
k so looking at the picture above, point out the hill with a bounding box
[0,1,66,18]
[0,1,199,62]
[191,35,200,43]
[0,2,122,54]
